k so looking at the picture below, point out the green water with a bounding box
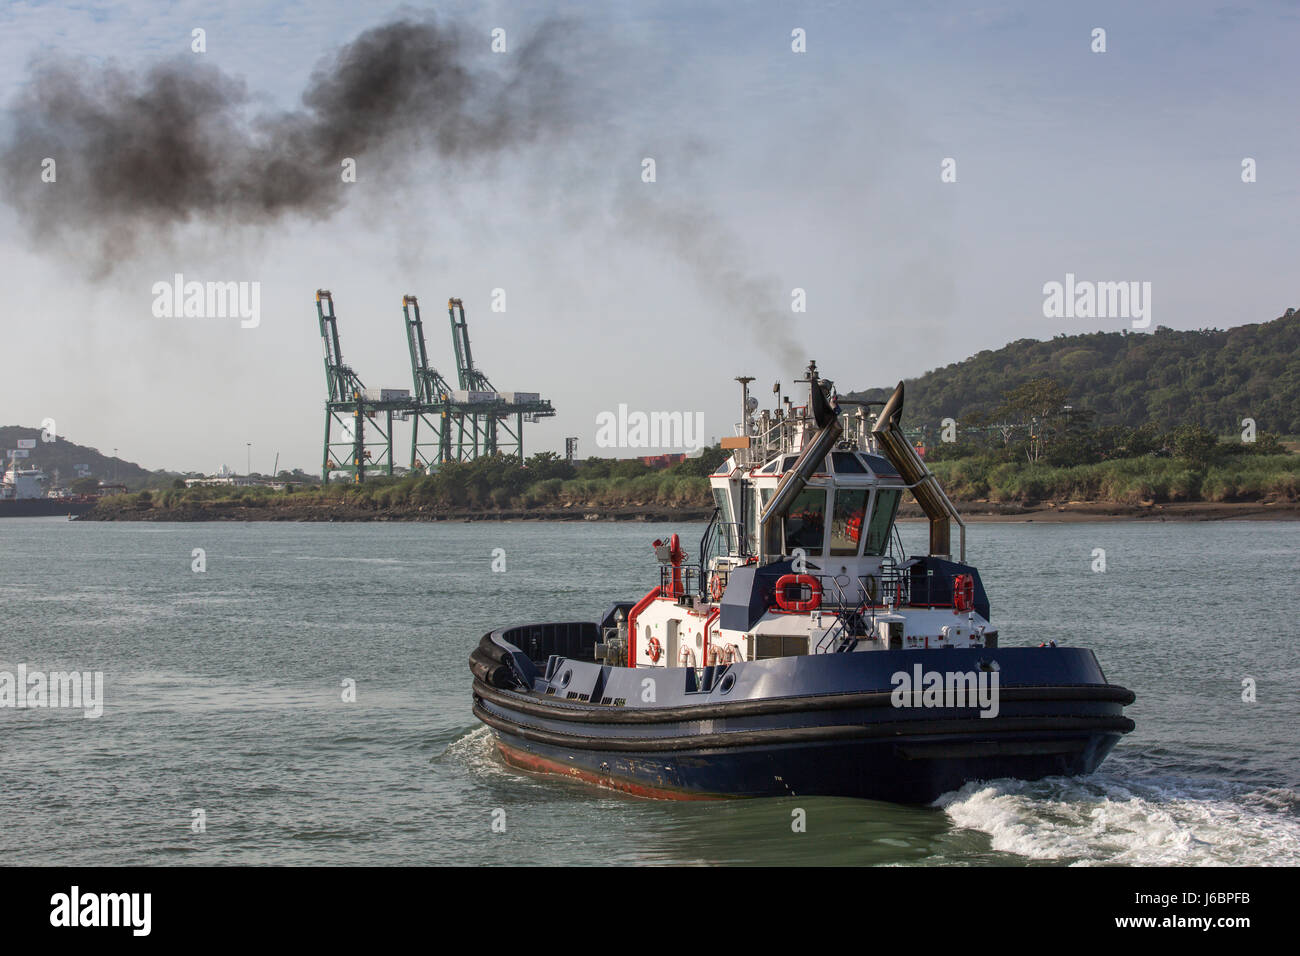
[1,517,1296,865]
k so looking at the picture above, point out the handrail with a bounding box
[660,564,704,599]
[698,507,719,575]
[809,572,876,653]
[811,568,969,653]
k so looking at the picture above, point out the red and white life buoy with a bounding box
[953,573,975,613]
[774,573,822,612]
[709,573,724,602]
[646,637,662,663]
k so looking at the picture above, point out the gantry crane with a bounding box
[403,295,455,471]
[449,297,493,392]
[316,290,556,482]
[443,298,555,461]
[317,290,412,483]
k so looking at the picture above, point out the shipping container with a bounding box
[499,391,540,405]
[361,387,411,403]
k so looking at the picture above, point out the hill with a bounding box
[849,309,1300,434]
[0,426,155,488]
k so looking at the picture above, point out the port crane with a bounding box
[316,290,409,483]
[403,295,456,472]
[316,291,556,483]
[438,297,555,462]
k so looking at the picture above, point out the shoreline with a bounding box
[909,500,1300,522]
[74,499,1300,523]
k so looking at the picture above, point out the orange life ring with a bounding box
[709,573,724,602]
[774,573,822,612]
[646,637,662,663]
[953,573,975,613]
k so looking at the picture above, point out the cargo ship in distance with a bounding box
[0,466,103,517]
[469,361,1135,802]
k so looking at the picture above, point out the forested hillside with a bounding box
[850,310,1300,434]
[0,426,153,486]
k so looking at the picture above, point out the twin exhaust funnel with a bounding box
[757,379,964,563]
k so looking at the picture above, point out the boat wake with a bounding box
[935,755,1300,865]
[439,725,524,784]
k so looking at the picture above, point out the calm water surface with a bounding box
[1,516,1297,865]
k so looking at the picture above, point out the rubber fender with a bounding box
[476,634,511,664]
[469,652,518,689]
[471,643,511,672]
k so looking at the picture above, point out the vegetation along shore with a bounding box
[70,312,1300,523]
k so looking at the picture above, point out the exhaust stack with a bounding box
[871,381,966,562]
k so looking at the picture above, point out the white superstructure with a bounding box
[0,467,49,500]
[616,361,995,669]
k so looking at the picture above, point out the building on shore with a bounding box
[184,465,286,490]
[637,453,688,469]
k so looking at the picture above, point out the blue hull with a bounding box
[487,724,1124,803]
[470,621,1135,803]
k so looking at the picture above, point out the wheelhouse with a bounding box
[708,449,905,564]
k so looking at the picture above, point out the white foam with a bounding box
[936,772,1300,866]
[440,725,524,783]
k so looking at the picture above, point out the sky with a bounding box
[0,0,1296,475]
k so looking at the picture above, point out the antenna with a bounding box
[735,376,755,432]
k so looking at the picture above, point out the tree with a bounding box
[1245,432,1287,456]
[611,459,650,478]
[71,477,99,495]
[577,457,612,479]
[525,451,575,482]
[1166,423,1219,466]
[995,378,1070,463]
[668,445,729,476]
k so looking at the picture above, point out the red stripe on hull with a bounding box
[494,739,726,801]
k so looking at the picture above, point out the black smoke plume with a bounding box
[1,15,809,366]
[0,17,569,257]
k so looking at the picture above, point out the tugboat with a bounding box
[469,362,1134,802]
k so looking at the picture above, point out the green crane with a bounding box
[317,290,407,483]
[444,298,556,460]
[404,295,455,471]
[448,297,494,392]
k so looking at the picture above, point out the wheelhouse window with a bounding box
[829,488,868,556]
[783,487,827,554]
[863,454,899,477]
[831,452,867,474]
[754,485,775,556]
[712,487,737,553]
[863,488,900,555]
[745,485,759,555]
